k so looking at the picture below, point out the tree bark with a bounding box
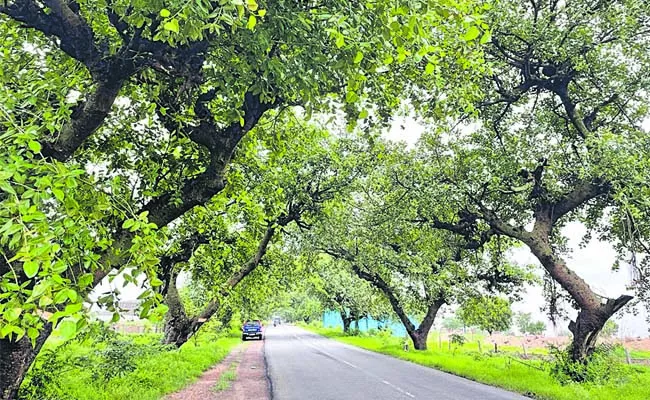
[340,310,352,334]
[161,270,197,347]
[568,295,632,363]
[524,228,632,362]
[0,323,52,400]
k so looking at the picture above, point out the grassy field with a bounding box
[21,331,240,400]
[302,325,650,400]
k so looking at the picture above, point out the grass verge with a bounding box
[23,333,240,400]
[301,325,650,400]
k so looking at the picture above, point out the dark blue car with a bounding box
[242,320,263,341]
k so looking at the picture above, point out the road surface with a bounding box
[264,325,528,400]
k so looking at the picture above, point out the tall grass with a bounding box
[21,333,240,400]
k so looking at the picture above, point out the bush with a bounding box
[450,334,466,347]
[548,344,627,385]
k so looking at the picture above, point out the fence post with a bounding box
[522,343,527,357]
[624,347,632,364]
[439,331,442,350]
[478,340,482,353]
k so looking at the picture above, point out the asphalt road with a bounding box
[264,325,528,400]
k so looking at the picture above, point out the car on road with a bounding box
[272,316,281,326]
[242,320,263,341]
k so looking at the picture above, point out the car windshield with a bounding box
[245,322,260,327]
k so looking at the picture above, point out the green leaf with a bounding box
[150,277,163,287]
[335,34,345,49]
[259,9,267,17]
[424,63,435,75]
[23,261,39,278]
[246,0,258,11]
[58,320,77,340]
[160,8,171,18]
[4,307,22,322]
[28,140,42,153]
[480,30,492,44]
[464,26,481,41]
[52,188,64,201]
[354,51,364,64]
[247,15,257,30]
[65,303,83,314]
[163,18,180,33]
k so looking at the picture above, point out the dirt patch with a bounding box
[218,339,270,400]
[164,339,270,400]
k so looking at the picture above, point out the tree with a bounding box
[458,296,512,336]
[528,321,546,336]
[442,317,464,332]
[157,119,370,346]
[311,258,386,334]
[311,143,531,350]
[516,312,546,335]
[411,0,650,363]
[0,0,486,395]
[515,312,532,336]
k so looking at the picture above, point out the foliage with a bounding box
[19,331,239,400]
[458,296,512,335]
[450,333,466,347]
[515,312,546,335]
[442,317,464,331]
[548,344,627,385]
[0,0,490,344]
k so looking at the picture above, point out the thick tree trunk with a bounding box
[0,323,52,400]
[340,310,352,333]
[162,272,197,347]
[405,297,445,351]
[526,232,632,362]
[568,295,632,363]
[408,331,428,350]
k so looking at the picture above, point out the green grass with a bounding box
[26,333,240,400]
[214,364,238,391]
[302,325,650,400]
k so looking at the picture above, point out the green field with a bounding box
[302,325,650,400]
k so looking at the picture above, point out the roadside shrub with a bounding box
[78,336,173,385]
[450,334,466,347]
[19,347,76,400]
[548,344,626,385]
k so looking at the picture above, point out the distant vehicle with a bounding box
[273,316,281,326]
[242,320,263,341]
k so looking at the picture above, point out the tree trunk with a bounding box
[350,264,445,351]
[340,310,352,333]
[525,232,632,362]
[162,272,196,347]
[568,295,632,363]
[0,323,52,400]
[408,331,428,350]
